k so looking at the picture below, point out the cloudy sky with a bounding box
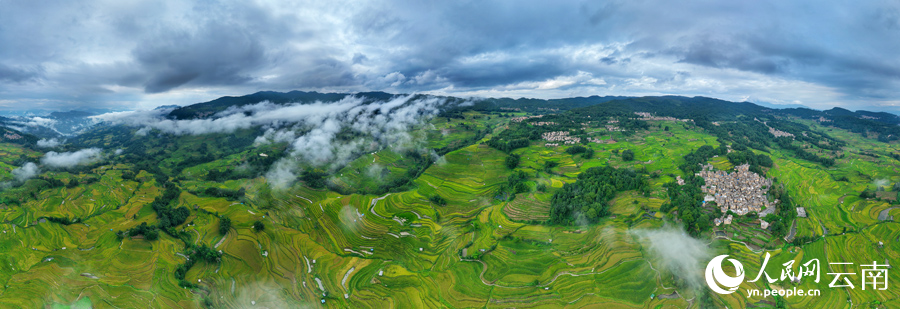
[1,0,899,112]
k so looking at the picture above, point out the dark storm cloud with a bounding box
[0,0,899,111]
[134,20,266,93]
[0,64,42,83]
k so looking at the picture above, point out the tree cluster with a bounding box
[549,166,645,225]
[429,195,448,206]
[218,217,232,235]
[726,149,774,175]
[621,149,635,161]
[764,183,797,238]
[201,187,245,201]
[119,222,160,241]
[495,170,531,201]
[505,154,520,169]
[174,244,222,288]
[566,145,594,159]
[152,182,191,230]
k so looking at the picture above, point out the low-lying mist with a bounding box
[90,94,469,189]
[631,225,712,291]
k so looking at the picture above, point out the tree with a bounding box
[302,169,328,188]
[253,221,265,232]
[219,217,232,235]
[543,161,559,173]
[505,154,520,169]
[582,147,594,159]
[145,229,160,241]
[860,190,875,199]
[622,149,635,161]
[429,195,448,206]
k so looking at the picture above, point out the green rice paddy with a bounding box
[0,112,898,308]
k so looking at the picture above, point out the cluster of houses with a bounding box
[605,125,624,132]
[768,126,795,138]
[2,133,22,140]
[510,115,541,123]
[714,214,734,226]
[697,163,776,226]
[634,112,690,122]
[531,121,557,126]
[542,131,581,144]
[755,118,795,138]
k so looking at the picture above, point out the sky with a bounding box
[1,0,899,112]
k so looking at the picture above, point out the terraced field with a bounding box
[1,107,900,308]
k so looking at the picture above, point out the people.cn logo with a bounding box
[705,255,745,294]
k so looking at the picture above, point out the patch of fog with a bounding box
[36,138,61,148]
[630,225,712,291]
[430,150,448,166]
[42,148,103,168]
[11,162,39,182]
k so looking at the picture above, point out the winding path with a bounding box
[368,194,391,220]
[295,195,313,204]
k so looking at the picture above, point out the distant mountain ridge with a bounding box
[167,91,397,119]
[11,91,897,144]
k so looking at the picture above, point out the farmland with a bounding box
[0,94,899,308]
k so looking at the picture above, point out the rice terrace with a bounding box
[0,92,897,308]
[2,1,900,308]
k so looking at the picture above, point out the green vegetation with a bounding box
[218,217,231,235]
[504,153,520,169]
[2,94,899,308]
[428,195,447,206]
[550,166,646,224]
[621,149,635,161]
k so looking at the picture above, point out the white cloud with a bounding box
[11,162,40,181]
[36,138,62,148]
[41,148,103,168]
[22,117,56,127]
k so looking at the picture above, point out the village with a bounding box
[695,163,777,227]
[634,112,691,122]
[542,131,581,145]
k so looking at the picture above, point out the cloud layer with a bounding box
[0,1,899,111]
[93,95,458,188]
